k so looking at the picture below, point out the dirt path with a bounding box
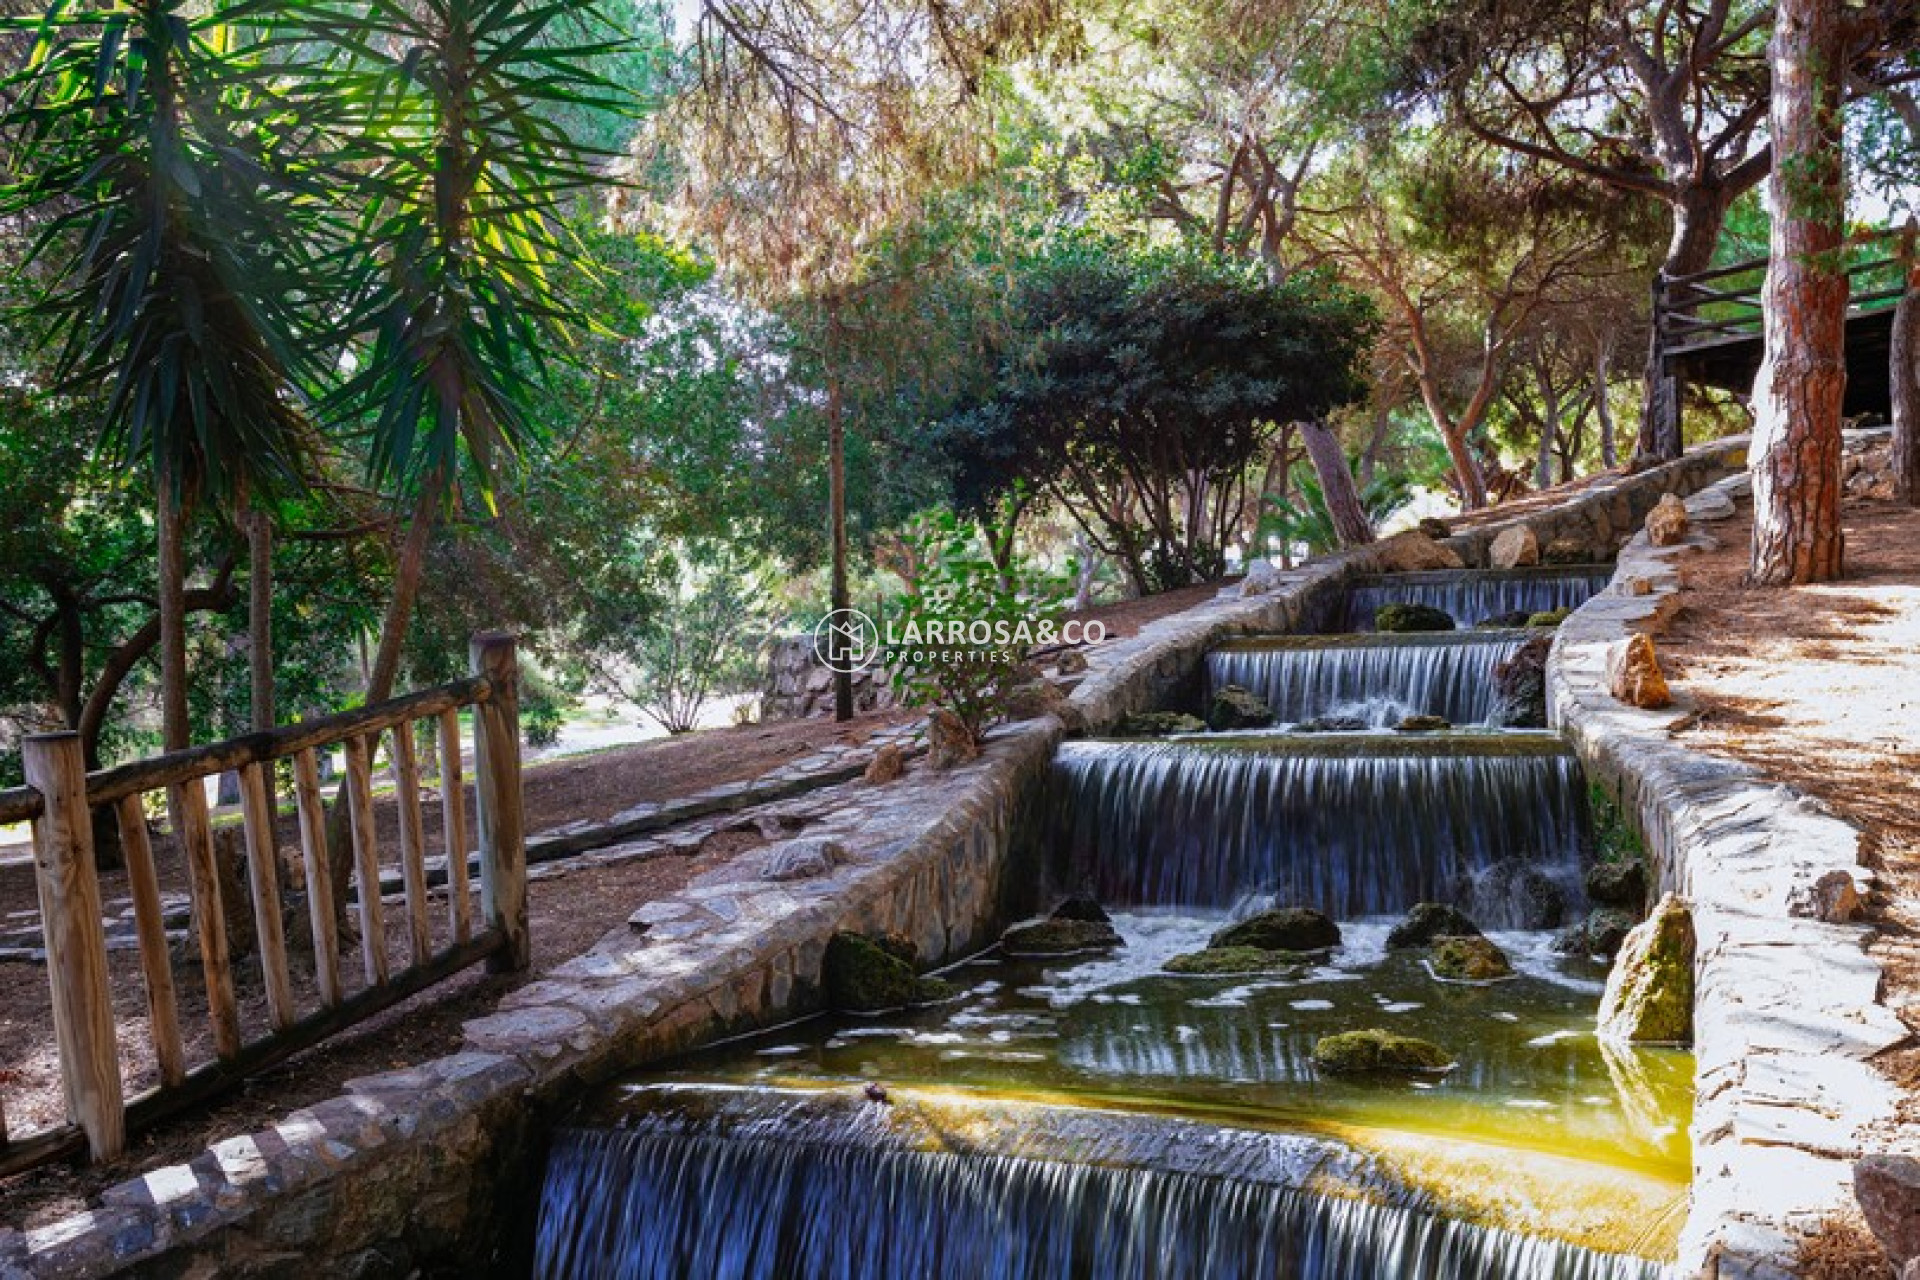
[1656,495,1920,1278]
[0,709,908,1229]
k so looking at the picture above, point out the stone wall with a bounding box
[1546,429,1908,1279]
[7,433,1764,1277]
[761,633,894,720]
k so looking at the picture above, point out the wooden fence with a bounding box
[0,632,528,1175]
[1656,226,1910,356]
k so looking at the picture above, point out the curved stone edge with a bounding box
[1546,432,1909,1280]
[0,432,1754,1277]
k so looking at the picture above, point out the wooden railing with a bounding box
[1655,226,1911,358]
[0,632,528,1175]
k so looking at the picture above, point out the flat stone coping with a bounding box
[1546,434,1910,1278]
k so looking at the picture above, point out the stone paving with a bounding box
[1548,428,1910,1279]
[1,435,1751,1277]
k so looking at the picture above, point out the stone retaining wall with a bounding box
[760,633,894,720]
[5,434,1759,1277]
[1546,430,1909,1279]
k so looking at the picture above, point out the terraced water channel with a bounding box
[533,568,1693,1279]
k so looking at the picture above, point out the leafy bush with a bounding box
[520,671,573,750]
[887,510,1068,746]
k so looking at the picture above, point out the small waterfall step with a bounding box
[1208,630,1531,726]
[533,1085,1672,1280]
[1333,565,1611,632]
[1038,733,1589,917]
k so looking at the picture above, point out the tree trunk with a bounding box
[1637,187,1735,464]
[248,505,274,732]
[1533,362,1561,490]
[1441,425,1490,510]
[1300,420,1374,547]
[156,478,190,753]
[1748,0,1847,586]
[1595,338,1618,469]
[1893,234,1918,507]
[826,353,853,722]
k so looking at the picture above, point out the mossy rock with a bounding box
[1210,907,1341,952]
[1050,895,1111,924]
[1295,715,1369,733]
[1429,935,1514,981]
[824,931,950,1012]
[1394,714,1451,732]
[1555,908,1639,961]
[1386,903,1482,949]
[1525,607,1573,628]
[1001,917,1122,957]
[1311,1028,1454,1076]
[1375,602,1456,633]
[1163,945,1305,976]
[1476,610,1534,630]
[1207,683,1276,732]
[1597,894,1694,1043]
[1114,711,1207,737]
[1586,860,1649,908]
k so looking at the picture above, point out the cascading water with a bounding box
[533,1089,1672,1280]
[1207,631,1530,726]
[1038,734,1588,919]
[1334,567,1610,632]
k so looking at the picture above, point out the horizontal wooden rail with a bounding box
[0,633,528,1180]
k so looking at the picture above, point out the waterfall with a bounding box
[1207,632,1529,726]
[1336,568,1610,632]
[534,1095,1669,1280]
[1038,736,1589,919]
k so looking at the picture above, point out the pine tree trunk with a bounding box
[1637,187,1734,464]
[1442,426,1490,510]
[1299,420,1373,546]
[1595,339,1618,470]
[1893,236,1918,507]
[248,505,274,732]
[1748,0,1847,586]
[826,304,853,722]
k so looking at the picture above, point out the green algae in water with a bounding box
[663,911,1693,1186]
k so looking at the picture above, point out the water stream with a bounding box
[1206,631,1531,726]
[1332,567,1610,632]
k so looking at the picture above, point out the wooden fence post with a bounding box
[471,633,529,972]
[23,734,125,1160]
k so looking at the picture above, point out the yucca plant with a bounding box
[0,0,327,751]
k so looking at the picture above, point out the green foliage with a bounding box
[932,239,1377,593]
[1589,782,1648,865]
[887,509,1067,746]
[1258,470,1412,560]
[520,669,573,749]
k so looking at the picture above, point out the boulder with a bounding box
[1164,945,1304,976]
[1001,917,1121,957]
[1856,1155,1920,1266]
[1295,715,1369,733]
[1489,525,1540,569]
[1375,602,1455,633]
[928,707,982,770]
[1585,860,1648,907]
[1788,868,1863,923]
[1207,683,1276,732]
[1002,679,1067,721]
[1417,517,1453,541]
[1115,711,1207,737]
[1490,633,1552,729]
[1054,648,1089,676]
[1644,493,1690,546]
[1051,895,1111,924]
[1607,634,1673,709]
[1476,610,1535,630]
[862,743,905,785]
[1374,532,1465,573]
[1311,1028,1453,1076]
[1469,859,1567,930]
[1430,935,1514,981]
[1210,907,1341,952]
[1386,903,1482,949]
[1542,535,1599,565]
[1525,607,1572,628]
[1555,908,1639,960]
[1394,714,1451,732]
[1619,576,1654,597]
[824,932,954,1012]
[762,837,848,882]
[1239,559,1285,597]
[1596,894,1694,1043]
